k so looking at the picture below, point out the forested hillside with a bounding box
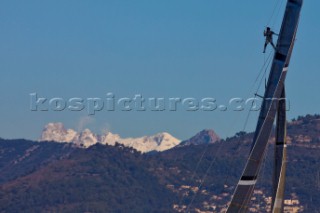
[0,114,319,212]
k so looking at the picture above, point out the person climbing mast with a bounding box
[263,27,278,53]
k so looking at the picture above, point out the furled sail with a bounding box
[227,0,303,212]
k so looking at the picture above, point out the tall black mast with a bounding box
[227,0,303,212]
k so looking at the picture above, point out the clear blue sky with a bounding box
[1,0,319,140]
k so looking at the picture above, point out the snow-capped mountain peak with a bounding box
[73,129,98,148]
[39,123,181,153]
[40,122,76,143]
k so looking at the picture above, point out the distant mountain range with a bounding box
[179,129,220,146]
[1,114,320,212]
[40,122,220,153]
[40,122,181,152]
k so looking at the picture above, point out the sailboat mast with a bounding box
[227,0,303,212]
[272,87,287,213]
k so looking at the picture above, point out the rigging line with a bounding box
[178,104,249,195]
[178,54,272,209]
[176,53,272,189]
[243,52,273,132]
[185,144,223,213]
[264,53,267,89]
[256,143,270,209]
[272,0,285,29]
[189,147,207,180]
[183,113,254,212]
[184,70,271,210]
[229,0,303,209]
[238,142,270,212]
[176,120,243,208]
[242,51,273,137]
[229,54,291,210]
[185,118,249,211]
[183,34,273,212]
[256,55,272,95]
[255,51,273,87]
[216,53,273,200]
[176,142,211,208]
[176,125,242,209]
[217,51,273,208]
[245,148,268,210]
[193,50,273,206]
[177,114,244,209]
[266,0,282,27]
[248,51,273,98]
[183,108,257,210]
